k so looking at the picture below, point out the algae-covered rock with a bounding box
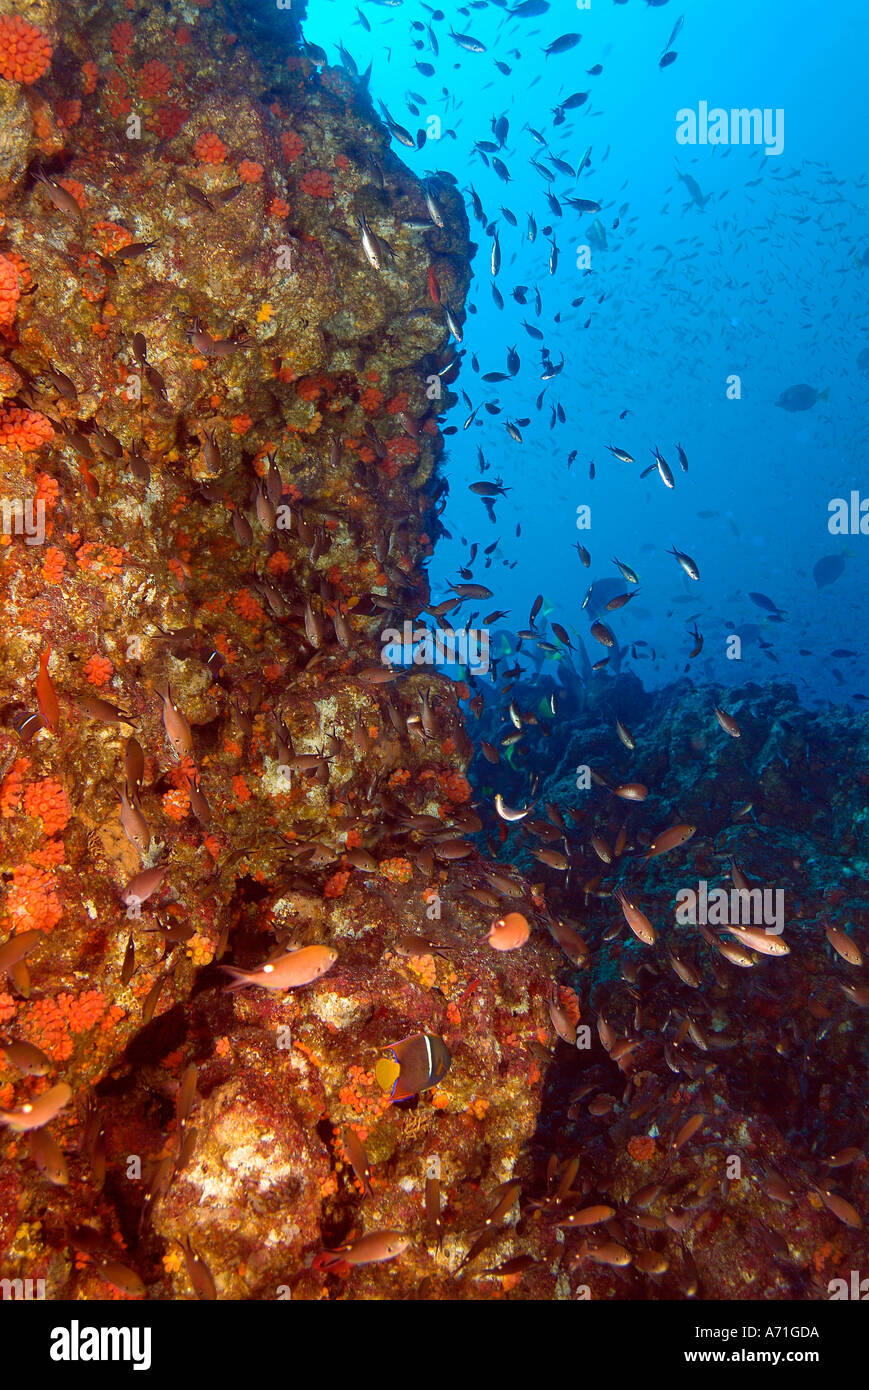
[0,0,563,1303]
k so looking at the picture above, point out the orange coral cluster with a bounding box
[167,756,196,790]
[76,252,107,303]
[139,59,174,99]
[157,102,189,140]
[0,405,54,452]
[281,130,304,162]
[0,758,29,818]
[41,546,66,583]
[439,771,471,804]
[295,376,328,402]
[110,20,134,60]
[82,654,113,687]
[20,990,108,1061]
[627,1134,657,1163]
[0,253,22,328]
[404,953,437,988]
[338,1065,391,1120]
[299,169,333,198]
[233,588,265,623]
[55,98,82,130]
[5,252,33,301]
[35,470,59,507]
[237,159,263,183]
[75,543,124,577]
[194,131,226,163]
[29,90,58,149]
[67,990,108,1031]
[379,857,413,884]
[104,70,132,118]
[23,778,71,837]
[33,838,64,867]
[186,933,214,967]
[0,15,52,84]
[162,787,189,822]
[323,869,350,899]
[5,864,62,934]
[387,436,418,466]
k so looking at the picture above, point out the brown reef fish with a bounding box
[222,945,337,992]
[313,1230,410,1273]
[0,1082,72,1132]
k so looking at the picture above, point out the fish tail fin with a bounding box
[220,966,251,992]
[819,387,830,402]
[310,1251,350,1274]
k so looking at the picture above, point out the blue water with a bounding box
[303,0,869,707]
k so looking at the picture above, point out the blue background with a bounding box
[298,0,869,705]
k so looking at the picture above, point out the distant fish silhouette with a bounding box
[813,554,845,589]
[776,383,829,412]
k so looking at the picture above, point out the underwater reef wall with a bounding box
[474,674,868,1298]
[0,1,865,1305]
[0,0,565,1299]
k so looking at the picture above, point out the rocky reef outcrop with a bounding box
[469,670,868,1298]
[0,0,562,1300]
[0,0,864,1305]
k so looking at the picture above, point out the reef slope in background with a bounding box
[0,0,864,1301]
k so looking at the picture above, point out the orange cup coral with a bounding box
[0,405,54,453]
[0,16,52,84]
[194,131,227,163]
[0,254,21,328]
